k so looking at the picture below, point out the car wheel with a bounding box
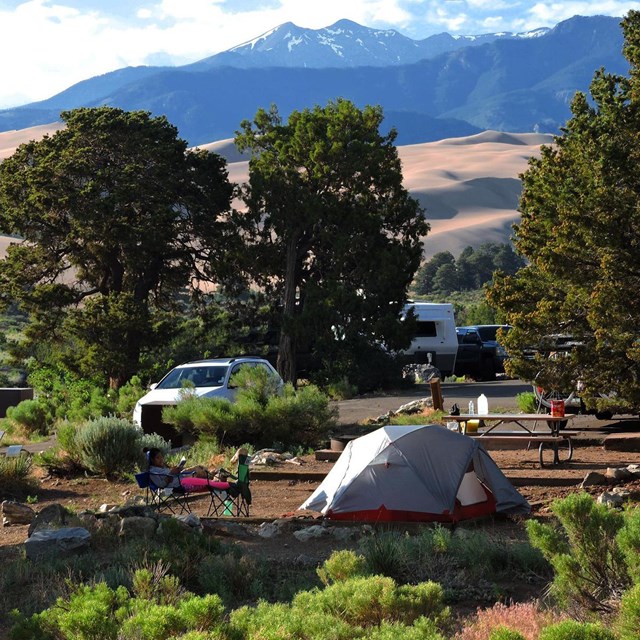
[533,384,572,410]
[480,358,496,381]
[595,411,613,421]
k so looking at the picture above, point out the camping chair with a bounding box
[235,458,251,517]
[218,454,251,518]
[202,472,236,517]
[135,470,194,515]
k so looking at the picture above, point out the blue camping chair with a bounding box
[135,469,194,515]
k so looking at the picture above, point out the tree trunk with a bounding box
[277,236,299,384]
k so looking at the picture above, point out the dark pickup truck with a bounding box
[454,325,511,380]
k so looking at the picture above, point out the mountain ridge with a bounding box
[0,14,625,146]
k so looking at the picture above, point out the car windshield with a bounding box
[156,365,228,389]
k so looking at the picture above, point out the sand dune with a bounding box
[0,124,553,259]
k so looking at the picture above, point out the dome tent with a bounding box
[300,424,529,522]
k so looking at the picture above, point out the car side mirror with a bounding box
[149,383,157,390]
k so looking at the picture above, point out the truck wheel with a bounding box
[480,358,496,381]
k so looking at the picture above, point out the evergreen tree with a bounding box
[233,99,428,384]
[0,107,234,387]
[488,11,640,409]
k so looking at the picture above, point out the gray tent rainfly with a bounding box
[300,424,530,522]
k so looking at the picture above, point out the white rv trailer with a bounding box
[401,302,457,375]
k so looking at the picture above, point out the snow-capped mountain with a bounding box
[0,15,624,147]
[186,18,550,70]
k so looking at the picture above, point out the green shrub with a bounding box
[538,620,616,640]
[198,553,267,605]
[230,601,356,640]
[229,576,448,639]
[0,453,35,497]
[516,391,537,413]
[116,375,146,417]
[365,617,445,639]
[163,371,336,448]
[317,550,368,585]
[9,582,131,640]
[616,583,640,640]
[293,575,448,628]
[617,507,640,582]
[6,399,54,436]
[325,377,358,400]
[10,573,226,640]
[360,532,410,583]
[526,493,630,613]
[74,416,142,477]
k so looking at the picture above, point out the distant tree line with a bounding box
[413,243,525,296]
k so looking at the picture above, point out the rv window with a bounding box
[415,321,437,338]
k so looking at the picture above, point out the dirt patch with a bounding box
[2,443,639,555]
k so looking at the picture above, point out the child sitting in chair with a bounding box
[144,447,231,493]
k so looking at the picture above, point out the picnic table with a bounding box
[441,413,574,467]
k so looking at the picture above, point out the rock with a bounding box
[202,520,252,539]
[597,492,625,507]
[76,513,99,533]
[28,504,82,537]
[99,503,118,513]
[258,521,284,539]
[332,527,357,541]
[95,514,120,536]
[108,505,157,519]
[293,525,328,542]
[174,513,201,528]
[580,471,608,488]
[394,398,432,415]
[25,527,91,559]
[627,464,640,478]
[285,457,303,466]
[119,516,157,538]
[1,501,36,526]
[611,487,632,499]
[606,467,633,481]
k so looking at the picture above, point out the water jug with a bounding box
[477,393,489,415]
[468,400,475,414]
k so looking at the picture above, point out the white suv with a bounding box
[133,357,282,427]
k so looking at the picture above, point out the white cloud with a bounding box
[525,1,638,28]
[0,0,637,108]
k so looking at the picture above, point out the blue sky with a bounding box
[1,0,638,108]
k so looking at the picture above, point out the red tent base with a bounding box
[326,493,497,524]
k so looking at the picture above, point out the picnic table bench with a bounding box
[442,413,574,467]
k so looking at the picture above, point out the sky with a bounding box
[1,0,639,108]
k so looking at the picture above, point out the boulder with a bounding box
[394,398,433,415]
[332,527,358,541]
[202,520,252,539]
[580,471,608,488]
[25,527,91,559]
[174,513,201,528]
[597,492,625,508]
[28,504,82,537]
[258,521,284,539]
[605,467,633,481]
[119,516,157,538]
[293,525,329,542]
[108,504,157,519]
[1,501,36,526]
